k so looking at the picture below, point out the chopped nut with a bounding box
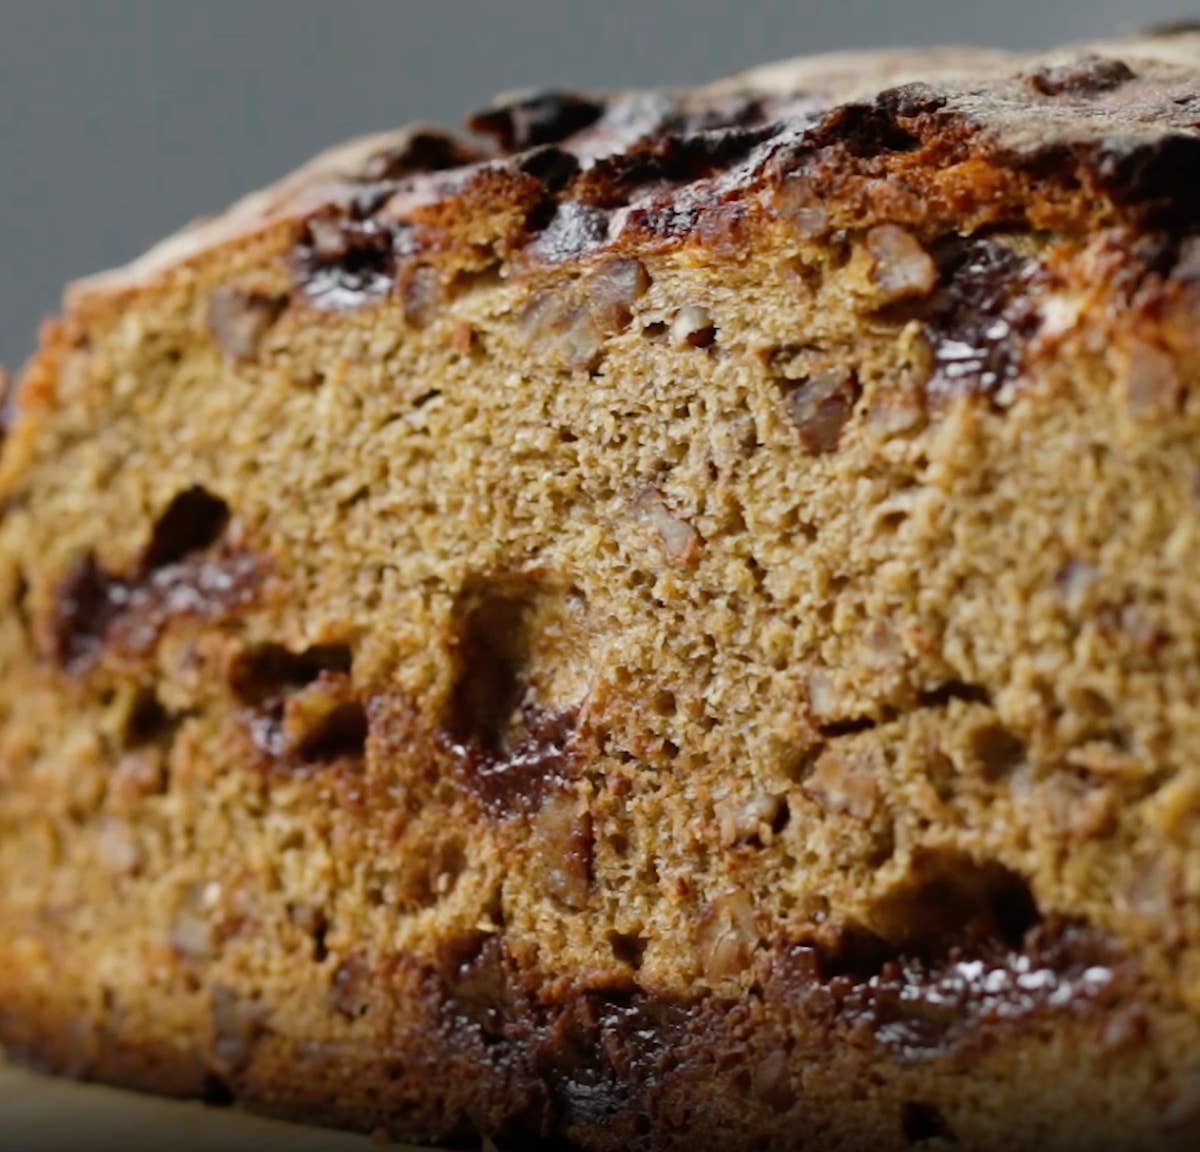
[207,285,286,359]
[401,264,442,328]
[784,370,860,453]
[531,792,592,909]
[170,886,216,960]
[450,319,476,354]
[1064,739,1144,780]
[95,817,143,875]
[866,391,925,438]
[558,309,605,371]
[1121,853,1181,930]
[671,304,716,348]
[109,749,166,804]
[632,486,703,566]
[805,670,838,721]
[804,749,879,819]
[1122,339,1180,419]
[586,258,650,334]
[752,1048,796,1112]
[775,177,829,238]
[519,292,604,372]
[211,984,269,1075]
[1055,560,1098,608]
[1146,774,1200,841]
[329,954,373,1020]
[865,225,937,303]
[699,891,757,982]
[715,792,784,847]
[278,671,367,761]
[862,620,904,666]
[306,216,351,260]
[1028,774,1117,841]
[696,202,749,254]
[1039,291,1085,339]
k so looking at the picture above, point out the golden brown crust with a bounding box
[63,31,1200,314]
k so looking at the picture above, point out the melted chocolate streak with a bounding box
[425,919,1121,1140]
[446,707,578,816]
[50,548,261,672]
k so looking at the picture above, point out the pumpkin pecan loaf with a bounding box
[5,29,1200,1151]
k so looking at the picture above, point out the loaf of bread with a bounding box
[5,30,1200,1151]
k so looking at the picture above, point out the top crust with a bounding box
[66,31,1200,310]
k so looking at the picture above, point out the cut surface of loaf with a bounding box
[5,29,1200,1152]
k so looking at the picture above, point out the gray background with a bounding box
[0,0,1192,368]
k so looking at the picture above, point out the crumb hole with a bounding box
[902,1100,956,1144]
[449,581,535,753]
[967,722,1025,781]
[229,642,353,705]
[917,681,991,708]
[123,686,176,747]
[142,486,229,570]
[817,716,877,738]
[295,693,368,762]
[610,931,647,970]
[12,570,29,628]
[868,854,1040,956]
[650,689,677,717]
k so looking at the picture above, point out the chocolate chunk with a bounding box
[45,553,119,672]
[1025,56,1136,98]
[808,86,946,157]
[45,548,263,673]
[233,642,364,766]
[1092,135,1200,227]
[525,201,610,262]
[291,213,418,309]
[438,932,517,1042]
[451,707,578,817]
[403,909,1129,1143]
[772,918,1120,1058]
[578,125,772,208]
[356,131,481,182]
[468,91,605,153]
[518,146,581,192]
[542,993,687,1132]
[922,237,1038,401]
